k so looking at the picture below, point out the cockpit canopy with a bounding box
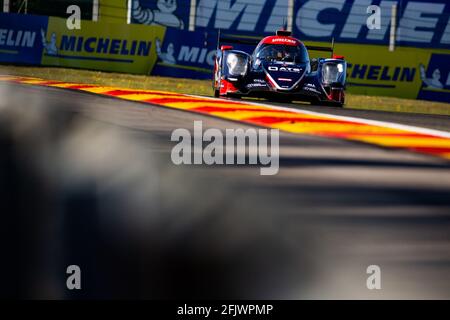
[254,43,310,64]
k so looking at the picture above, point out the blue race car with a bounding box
[213,30,347,107]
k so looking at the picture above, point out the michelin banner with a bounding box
[333,43,450,102]
[1,13,165,74]
[41,17,165,74]
[130,0,450,50]
[0,14,48,65]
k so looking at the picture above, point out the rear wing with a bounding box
[307,38,335,58]
[217,31,335,58]
[216,30,260,49]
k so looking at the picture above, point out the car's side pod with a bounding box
[213,45,251,97]
[315,58,347,106]
[319,58,347,87]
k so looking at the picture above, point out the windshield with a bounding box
[255,44,309,64]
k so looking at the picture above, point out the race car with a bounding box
[213,30,347,107]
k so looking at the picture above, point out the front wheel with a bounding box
[329,102,344,108]
[311,99,343,108]
[320,101,344,108]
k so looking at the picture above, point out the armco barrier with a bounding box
[1,12,449,103]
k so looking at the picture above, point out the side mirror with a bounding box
[310,58,319,72]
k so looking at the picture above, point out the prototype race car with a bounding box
[213,30,347,107]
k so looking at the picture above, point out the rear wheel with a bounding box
[228,93,242,100]
[311,98,343,108]
[313,91,345,107]
[213,66,221,98]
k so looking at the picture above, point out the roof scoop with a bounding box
[276,29,292,37]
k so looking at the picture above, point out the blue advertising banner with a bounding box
[292,0,450,49]
[191,0,450,50]
[0,13,48,64]
[152,28,214,79]
[152,28,258,79]
[418,53,450,102]
[196,0,286,35]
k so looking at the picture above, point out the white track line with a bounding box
[188,94,450,139]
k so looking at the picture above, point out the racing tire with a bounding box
[312,99,343,108]
[323,101,344,108]
[228,94,242,100]
[327,102,344,108]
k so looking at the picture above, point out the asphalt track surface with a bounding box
[257,99,450,133]
[1,81,450,299]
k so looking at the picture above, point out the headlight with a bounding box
[322,63,343,85]
[226,53,248,76]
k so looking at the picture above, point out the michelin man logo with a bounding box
[132,0,184,29]
[420,64,443,89]
[156,38,176,64]
[41,29,58,56]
